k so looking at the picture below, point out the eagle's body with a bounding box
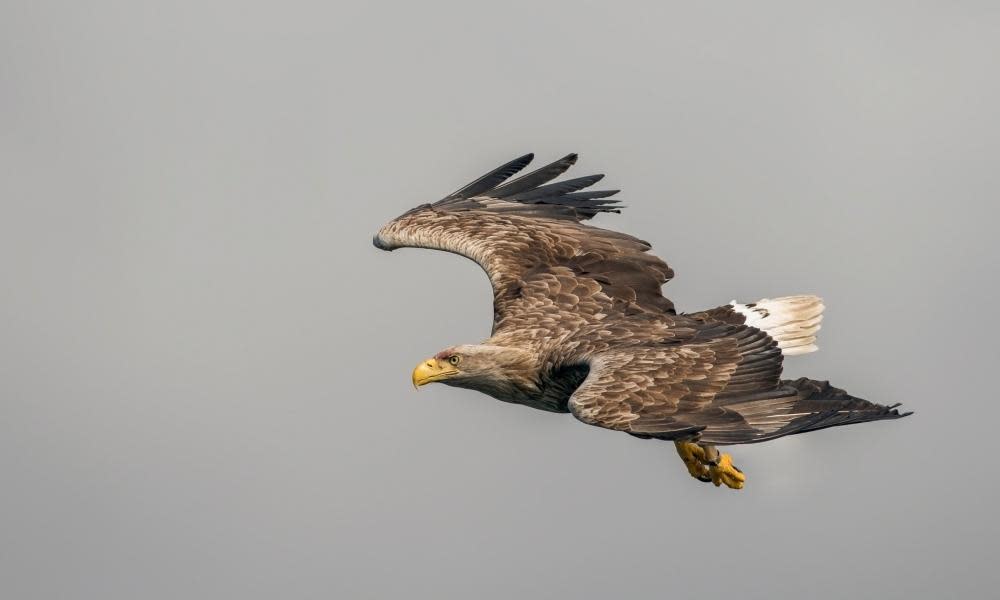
[374,153,909,488]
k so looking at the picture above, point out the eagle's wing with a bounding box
[568,324,908,444]
[567,325,789,440]
[373,154,675,330]
[568,341,743,439]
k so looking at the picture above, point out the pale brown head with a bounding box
[411,344,537,400]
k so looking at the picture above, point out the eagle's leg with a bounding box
[701,444,746,490]
[674,441,711,482]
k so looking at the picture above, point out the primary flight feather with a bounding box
[373,153,909,489]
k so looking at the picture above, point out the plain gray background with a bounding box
[2,1,998,598]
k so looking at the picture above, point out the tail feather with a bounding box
[730,295,824,356]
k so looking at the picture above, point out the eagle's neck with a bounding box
[461,341,584,413]
[448,343,547,407]
[461,375,538,406]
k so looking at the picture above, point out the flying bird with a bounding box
[373,153,909,489]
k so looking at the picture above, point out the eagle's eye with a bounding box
[448,355,461,366]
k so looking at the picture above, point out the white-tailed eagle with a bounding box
[373,153,909,489]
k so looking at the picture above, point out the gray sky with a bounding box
[2,1,998,598]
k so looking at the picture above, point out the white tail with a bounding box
[730,295,824,356]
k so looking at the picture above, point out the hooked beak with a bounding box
[411,358,458,389]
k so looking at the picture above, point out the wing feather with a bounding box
[488,153,579,198]
[502,174,605,202]
[444,153,534,200]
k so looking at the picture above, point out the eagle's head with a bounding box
[411,344,537,399]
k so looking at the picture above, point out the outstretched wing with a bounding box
[568,325,787,440]
[568,325,908,444]
[568,341,743,438]
[373,153,675,331]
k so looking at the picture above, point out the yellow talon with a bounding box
[709,453,746,489]
[674,441,711,482]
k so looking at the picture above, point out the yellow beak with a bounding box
[411,358,458,388]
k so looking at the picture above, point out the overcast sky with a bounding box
[2,1,998,598]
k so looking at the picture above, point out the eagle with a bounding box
[373,153,910,489]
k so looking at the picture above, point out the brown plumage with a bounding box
[375,153,909,487]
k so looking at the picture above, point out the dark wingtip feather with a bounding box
[440,154,625,221]
[564,189,620,200]
[507,174,606,202]
[488,153,580,198]
[445,153,534,200]
[883,403,913,418]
